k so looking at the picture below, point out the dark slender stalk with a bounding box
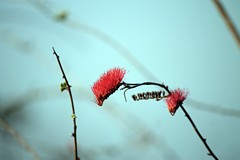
[52,47,80,160]
[213,0,240,48]
[180,105,218,160]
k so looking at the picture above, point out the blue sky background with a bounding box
[0,0,240,160]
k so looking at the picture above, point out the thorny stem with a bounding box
[52,47,80,160]
[180,105,218,160]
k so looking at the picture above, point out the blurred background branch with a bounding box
[186,99,240,119]
[213,0,240,48]
[0,117,41,160]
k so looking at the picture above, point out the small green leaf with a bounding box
[60,82,68,92]
[71,114,77,119]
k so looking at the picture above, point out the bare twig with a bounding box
[0,117,41,160]
[180,105,218,160]
[213,0,240,48]
[52,47,80,160]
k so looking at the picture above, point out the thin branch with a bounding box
[180,105,218,160]
[120,82,171,101]
[213,0,240,48]
[120,81,170,101]
[52,47,80,160]
[0,117,41,160]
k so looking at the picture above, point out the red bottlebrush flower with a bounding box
[165,88,188,115]
[92,67,126,106]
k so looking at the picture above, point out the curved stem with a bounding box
[180,105,218,160]
[121,81,170,94]
[120,82,170,102]
[52,47,80,160]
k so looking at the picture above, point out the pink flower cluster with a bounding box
[91,68,126,106]
[166,89,188,115]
